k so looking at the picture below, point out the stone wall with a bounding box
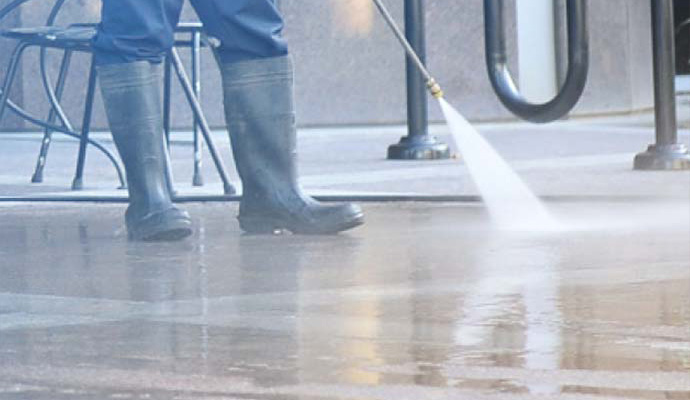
[0,0,653,131]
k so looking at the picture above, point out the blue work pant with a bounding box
[93,0,288,65]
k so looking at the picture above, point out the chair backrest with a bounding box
[0,0,96,132]
[0,0,87,28]
[45,0,102,27]
[0,0,31,23]
[45,0,67,26]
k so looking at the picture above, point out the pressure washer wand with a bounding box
[371,0,443,98]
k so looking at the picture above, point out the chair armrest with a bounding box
[175,22,204,33]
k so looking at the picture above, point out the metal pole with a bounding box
[170,49,236,195]
[191,30,204,187]
[406,0,428,138]
[634,0,690,170]
[653,0,677,146]
[387,0,449,160]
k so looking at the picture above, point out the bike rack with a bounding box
[483,0,589,124]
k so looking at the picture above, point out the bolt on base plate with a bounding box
[634,143,690,170]
[387,135,450,160]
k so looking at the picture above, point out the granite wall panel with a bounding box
[0,0,654,131]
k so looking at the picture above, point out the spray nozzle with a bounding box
[427,78,444,99]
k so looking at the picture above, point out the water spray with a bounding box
[372,0,560,230]
[371,0,443,99]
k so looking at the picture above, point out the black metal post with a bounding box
[387,0,449,160]
[634,0,690,170]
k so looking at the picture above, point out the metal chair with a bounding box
[0,0,125,188]
[0,0,235,194]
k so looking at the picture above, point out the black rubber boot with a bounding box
[220,56,364,234]
[99,61,192,241]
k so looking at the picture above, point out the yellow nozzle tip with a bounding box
[427,78,443,98]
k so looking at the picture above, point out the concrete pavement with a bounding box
[0,114,689,399]
[0,113,689,200]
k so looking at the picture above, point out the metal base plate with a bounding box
[634,144,690,170]
[387,135,450,160]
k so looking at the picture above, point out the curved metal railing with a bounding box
[484,0,589,123]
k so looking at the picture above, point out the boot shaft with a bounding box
[219,56,365,234]
[220,56,299,195]
[98,61,172,215]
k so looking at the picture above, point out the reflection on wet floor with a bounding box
[0,201,689,399]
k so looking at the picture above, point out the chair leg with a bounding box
[191,30,204,187]
[72,57,98,191]
[32,49,73,183]
[0,43,29,122]
[162,53,177,197]
[163,55,172,145]
[170,48,236,195]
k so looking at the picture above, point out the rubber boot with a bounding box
[98,61,192,241]
[220,56,364,234]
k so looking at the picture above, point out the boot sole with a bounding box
[128,219,193,242]
[239,212,364,235]
[139,226,193,242]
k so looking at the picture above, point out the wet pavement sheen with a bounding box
[1,201,689,399]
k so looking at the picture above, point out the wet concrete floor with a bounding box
[1,201,689,399]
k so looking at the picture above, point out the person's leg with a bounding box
[191,0,363,234]
[95,0,192,241]
[188,0,287,63]
[94,0,184,65]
